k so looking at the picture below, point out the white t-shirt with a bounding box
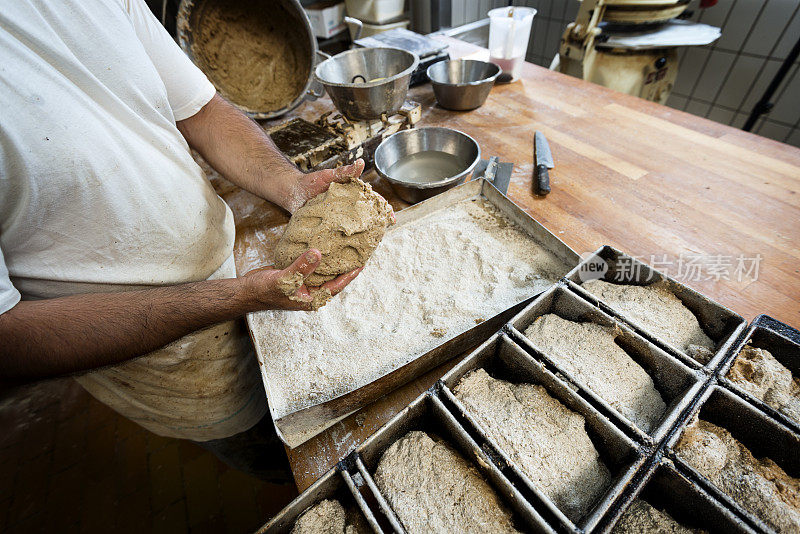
[0,0,267,440]
[0,0,233,306]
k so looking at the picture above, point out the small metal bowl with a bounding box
[427,59,501,111]
[315,47,419,121]
[375,127,481,203]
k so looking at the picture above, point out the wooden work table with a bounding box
[212,37,800,492]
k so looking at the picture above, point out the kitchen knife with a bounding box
[534,131,553,196]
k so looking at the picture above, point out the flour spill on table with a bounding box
[250,197,567,419]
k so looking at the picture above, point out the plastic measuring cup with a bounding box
[488,6,537,82]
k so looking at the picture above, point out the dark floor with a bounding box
[0,378,298,533]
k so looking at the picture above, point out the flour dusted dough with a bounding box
[275,177,394,287]
[290,499,370,534]
[675,419,800,533]
[374,431,520,534]
[291,499,346,534]
[728,344,800,423]
[524,314,666,432]
[613,499,706,533]
[454,369,611,521]
[581,280,715,363]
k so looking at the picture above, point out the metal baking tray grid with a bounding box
[563,246,747,373]
[662,384,800,534]
[716,314,800,435]
[593,457,758,533]
[437,332,645,533]
[505,283,705,446]
[257,463,382,533]
[262,333,789,533]
[345,391,556,533]
[260,244,795,532]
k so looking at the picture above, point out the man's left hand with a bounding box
[284,159,366,213]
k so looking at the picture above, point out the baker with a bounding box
[0,0,364,480]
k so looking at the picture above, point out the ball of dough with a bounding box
[274,176,394,287]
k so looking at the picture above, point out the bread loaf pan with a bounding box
[597,458,758,533]
[346,391,555,533]
[256,465,382,533]
[506,283,704,445]
[665,385,800,534]
[564,246,746,372]
[437,332,646,532]
[718,314,800,434]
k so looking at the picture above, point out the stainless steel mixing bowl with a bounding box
[375,127,481,203]
[427,60,501,111]
[315,47,419,120]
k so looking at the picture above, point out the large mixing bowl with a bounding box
[375,127,481,203]
[177,0,318,120]
[315,47,419,121]
[427,60,501,111]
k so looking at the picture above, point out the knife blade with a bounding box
[534,131,553,196]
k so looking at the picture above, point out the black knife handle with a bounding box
[535,164,551,195]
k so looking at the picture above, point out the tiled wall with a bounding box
[449,0,800,148]
[668,0,799,147]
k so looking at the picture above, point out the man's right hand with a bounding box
[0,247,364,381]
[243,249,362,311]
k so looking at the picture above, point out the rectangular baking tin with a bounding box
[564,246,746,372]
[665,385,800,534]
[437,332,645,532]
[596,458,758,533]
[249,178,579,448]
[717,314,800,434]
[347,391,556,533]
[256,465,382,534]
[506,283,704,445]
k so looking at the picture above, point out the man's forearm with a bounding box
[0,277,260,381]
[177,94,301,210]
[0,248,356,383]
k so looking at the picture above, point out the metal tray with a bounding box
[248,178,579,447]
[256,465,381,533]
[345,391,556,533]
[717,314,800,434]
[564,246,746,372]
[665,385,800,533]
[437,332,645,533]
[506,283,704,445]
[596,458,758,533]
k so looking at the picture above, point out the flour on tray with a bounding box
[250,197,567,419]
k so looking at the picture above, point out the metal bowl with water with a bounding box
[427,59,501,111]
[315,47,419,121]
[375,127,481,203]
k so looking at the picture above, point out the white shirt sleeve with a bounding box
[122,0,216,121]
[0,245,21,315]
